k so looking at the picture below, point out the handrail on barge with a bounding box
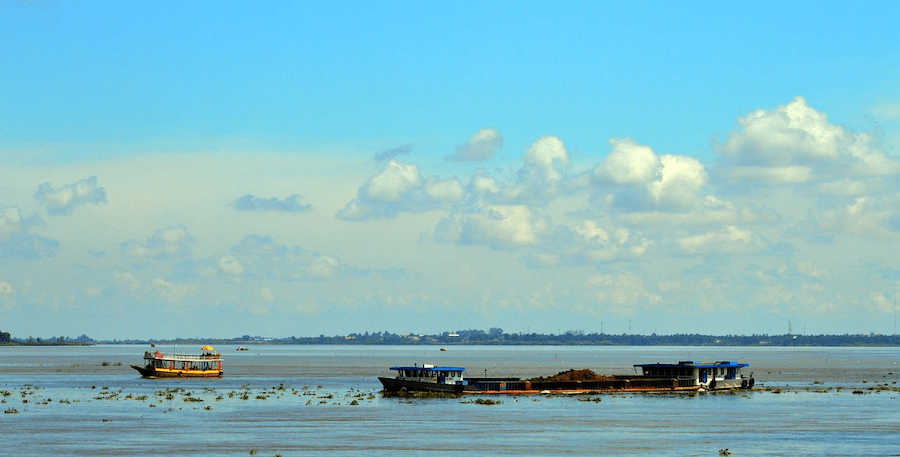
[144,351,221,361]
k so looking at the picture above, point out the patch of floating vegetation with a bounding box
[461,398,502,405]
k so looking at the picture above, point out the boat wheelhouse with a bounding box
[633,361,753,390]
[131,346,223,378]
[378,364,472,393]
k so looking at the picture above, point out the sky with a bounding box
[2,1,900,340]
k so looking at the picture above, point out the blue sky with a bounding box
[2,1,900,340]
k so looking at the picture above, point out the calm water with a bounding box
[1,345,898,456]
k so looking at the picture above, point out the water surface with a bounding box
[2,345,898,456]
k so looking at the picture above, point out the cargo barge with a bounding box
[379,360,754,394]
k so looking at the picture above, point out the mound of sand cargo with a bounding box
[529,368,616,383]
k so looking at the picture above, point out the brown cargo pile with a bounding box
[529,368,615,382]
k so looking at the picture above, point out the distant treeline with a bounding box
[5,328,899,347]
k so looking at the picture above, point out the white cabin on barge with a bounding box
[379,364,471,393]
[634,360,754,390]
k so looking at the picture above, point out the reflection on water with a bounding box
[1,345,898,456]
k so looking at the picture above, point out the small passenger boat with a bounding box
[131,345,223,378]
[380,360,754,394]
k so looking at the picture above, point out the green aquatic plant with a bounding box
[461,398,502,405]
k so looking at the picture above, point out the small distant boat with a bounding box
[131,345,223,378]
[236,346,249,351]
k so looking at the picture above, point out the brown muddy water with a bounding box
[1,345,898,456]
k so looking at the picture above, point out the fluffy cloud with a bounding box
[338,160,466,220]
[361,160,422,202]
[305,255,341,280]
[717,96,900,184]
[0,206,38,235]
[218,255,245,276]
[152,278,195,302]
[34,176,106,215]
[526,220,652,266]
[647,154,707,208]
[594,138,659,185]
[446,128,504,162]
[816,196,900,240]
[223,235,366,281]
[231,194,311,213]
[121,225,194,259]
[586,272,662,312]
[677,226,768,255]
[594,138,710,212]
[472,174,500,196]
[0,205,58,260]
[435,204,547,248]
[424,178,466,202]
[338,160,422,219]
[523,135,569,182]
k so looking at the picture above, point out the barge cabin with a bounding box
[379,364,471,393]
[634,360,754,390]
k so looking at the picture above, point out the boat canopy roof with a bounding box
[390,366,466,372]
[634,361,749,369]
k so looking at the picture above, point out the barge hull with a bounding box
[379,377,473,393]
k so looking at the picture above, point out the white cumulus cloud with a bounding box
[647,154,708,208]
[436,204,546,249]
[447,128,504,162]
[0,205,58,260]
[360,160,422,202]
[717,96,900,184]
[230,194,311,213]
[594,138,659,185]
[35,176,106,215]
[594,139,712,212]
[524,135,569,182]
[677,226,767,255]
[121,225,194,259]
[424,178,466,202]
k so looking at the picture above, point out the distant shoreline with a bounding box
[4,332,900,347]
